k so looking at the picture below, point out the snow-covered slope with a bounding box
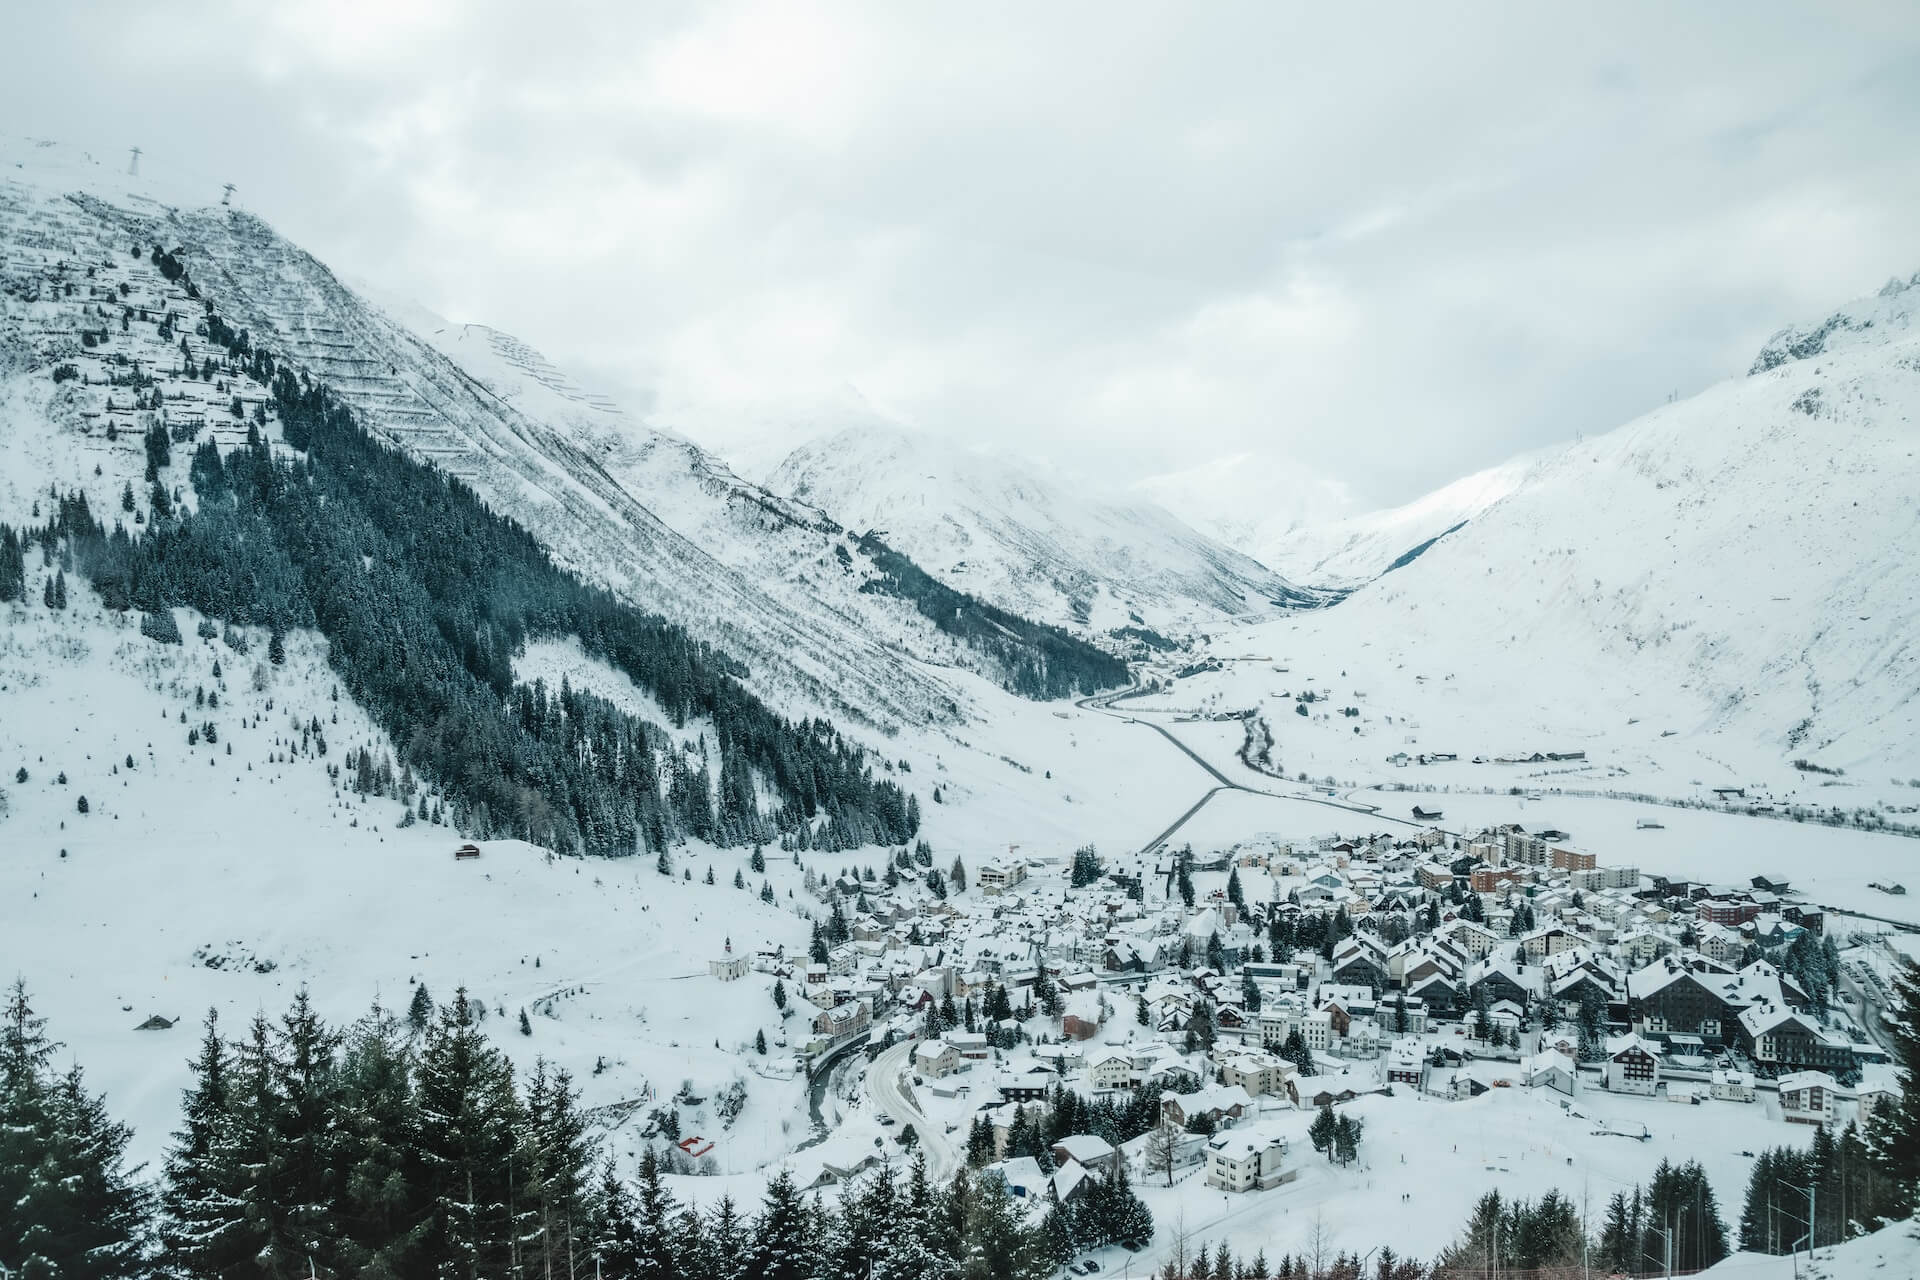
[1254,452,1537,588]
[1191,271,1920,783]
[766,424,1324,640]
[0,136,1139,731]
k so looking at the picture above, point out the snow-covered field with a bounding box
[0,597,1198,1176]
[0,603,819,1175]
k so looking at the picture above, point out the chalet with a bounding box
[1605,1035,1661,1096]
[1524,1049,1579,1096]
[1626,956,1738,1043]
[1412,806,1444,821]
[1468,962,1530,1008]
[1309,1087,1361,1108]
[453,843,482,860]
[987,1156,1048,1201]
[1407,972,1461,1015]
[995,1066,1057,1104]
[1329,946,1389,992]
[1519,924,1588,960]
[1086,1048,1135,1091]
[1386,1038,1423,1086]
[1162,1085,1251,1132]
[1052,1134,1121,1178]
[949,1032,991,1061]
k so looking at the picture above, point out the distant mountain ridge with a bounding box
[765,424,1327,646]
[1264,270,1920,772]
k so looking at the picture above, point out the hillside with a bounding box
[0,136,1124,734]
[1254,453,1537,589]
[766,424,1326,646]
[1173,272,1920,794]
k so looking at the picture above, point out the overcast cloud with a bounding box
[9,2,1920,514]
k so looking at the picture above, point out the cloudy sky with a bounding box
[9,2,1920,517]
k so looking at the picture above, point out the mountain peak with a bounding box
[1749,269,1920,375]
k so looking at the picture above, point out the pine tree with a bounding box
[522,1059,594,1280]
[18,1062,153,1279]
[743,1168,814,1280]
[332,1004,425,1277]
[626,1147,678,1280]
[161,1010,246,1279]
[1332,1112,1364,1166]
[408,983,433,1035]
[4,982,149,1280]
[1866,959,1920,1214]
[959,1171,1050,1280]
[272,990,344,1272]
[1309,1103,1338,1160]
[413,989,523,1279]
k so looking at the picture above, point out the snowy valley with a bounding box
[4,132,1920,1280]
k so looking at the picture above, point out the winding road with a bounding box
[865,1039,959,1183]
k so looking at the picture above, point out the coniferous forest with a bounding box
[853,532,1129,700]
[1,981,1107,1280]
[0,291,925,856]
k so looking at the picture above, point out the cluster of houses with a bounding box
[734,820,1887,1208]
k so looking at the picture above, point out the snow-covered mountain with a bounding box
[765,424,1326,641]
[1253,453,1538,588]
[1242,271,1920,777]
[0,137,1140,730]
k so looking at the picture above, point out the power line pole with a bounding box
[1648,1214,1673,1280]
[1783,1181,1817,1265]
[127,146,141,177]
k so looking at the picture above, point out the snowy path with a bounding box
[865,1040,958,1183]
[1077,686,1430,857]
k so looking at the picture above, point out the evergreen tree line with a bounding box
[852,532,1129,700]
[1156,1236,1422,1280]
[966,1083,1166,1171]
[1737,1121,1898,1255]
[1730,951,1920,1254]
[7,341,920,856]
[5,980,1123,1280]
[1588,1160,1729,1275]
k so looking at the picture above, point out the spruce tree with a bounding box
[274,990,344,1272]
[1867,959,1920,1213]
[20,1063,153,1279]
[407,983,433,1035]
[160,1011,248,1279]
[522,1059,594,1280]
[413,989,522,1278]
[588,1158,643,1280]
[628,1147,679,1280]
[743,1168,814,1280]
[332,1004,425,1277]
